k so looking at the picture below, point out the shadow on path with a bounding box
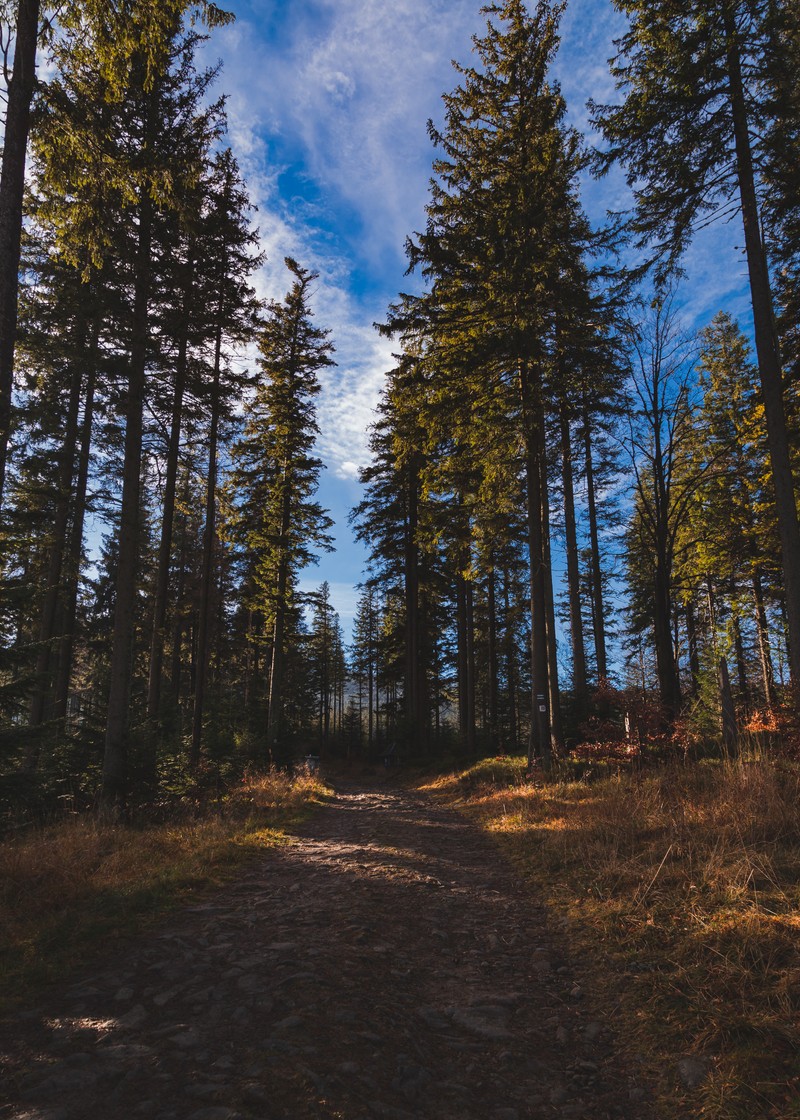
[0,782,649,1120]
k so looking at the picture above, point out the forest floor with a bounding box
[0,774,649,1120]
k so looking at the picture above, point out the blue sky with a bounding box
[202,0,754,640]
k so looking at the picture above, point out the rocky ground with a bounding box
[0,781,652,1119]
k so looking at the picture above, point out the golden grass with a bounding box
[425,757,800,1120]
[0,769,331,1008]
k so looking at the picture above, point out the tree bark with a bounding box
[719,655,739,758]
[730,581,750,708]
[502,568,518,754]
[486,562,499,753]
[146,248,194,729]
[101,194,153,809]
[752,568,776,707]
[465,575,476,753]
[582,408,608,682]
[266,483,292,761]
[653,552,681,720]
[403,459,420,744]
[685,598,701,698]
[456,567,469,749]
[540,445,563,754]
[560,404,588,718]
[189,322,223,769]
[25,313,88,760]
[0,0,41,508]
[520,363,551,771]
[53,327,98,726]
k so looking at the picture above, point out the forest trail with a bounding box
[0,782,648,1120]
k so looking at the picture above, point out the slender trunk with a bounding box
[456,569,469,747]
[541,451,563,754]
[465,576,476,753]
[582,409,608,682]
[266,484,292,760]
[719,656,739,758]
[243,609,253,709]
[653,554,680,720]
[169,479,191,711]
[502,569,518,754]
[686,599,701,698]
[0,0,41,508]
[725,10,800,687]
[53,330,99,724]
[752,569,776,707]
[368,631,374,751]
[404,461,419,742]
[26,314,88,758]
[730,581,750,707]
[101,195,153,809]
[521,364,550,771]
[146,251,194,727]
[487,563,499,753]
[189,323,223,769]
[560,405,588,714]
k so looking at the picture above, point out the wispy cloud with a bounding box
[207,0,752,490]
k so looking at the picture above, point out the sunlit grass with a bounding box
[427,755,800,1119]
[0,768,331,1008]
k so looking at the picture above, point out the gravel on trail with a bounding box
[0,781,651,1119]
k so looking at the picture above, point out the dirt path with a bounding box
[0,782,649,1120]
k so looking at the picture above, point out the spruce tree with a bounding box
[226,259,334,764]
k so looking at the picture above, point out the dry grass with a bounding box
[0,768,330,1008]
[425,757,800,1120]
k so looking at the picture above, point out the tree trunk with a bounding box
[752,568,776,707]
[146,249,194,730]
[719,656,739,758]
[730,581,750,708]
[502,568,518,754]
[653,553,681,720]
[26,313,88,761]
[541,448,563,754]
[685,598,701,698]
[189,323,223,770]
[582,408,608,682]
[725,9,800,688]
[456,568,469,749]
[0,0,41,509]
[169,475,192,712]
[53,327,99,726]
[368,624,374,751]
[560,405,588,715]
[487,563,499,753]
[521,363,551,771]
[266,484,292,762]
[101,194,153,809]
[465,576,476,753]
[403,460,420,744]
